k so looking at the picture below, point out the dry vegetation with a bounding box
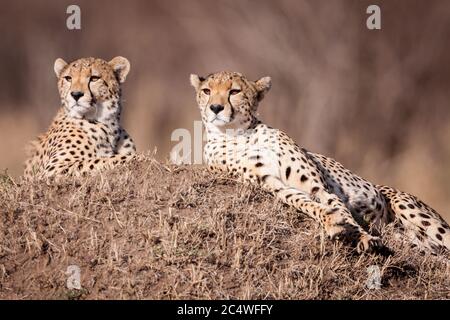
[0,158,449,300]
[1,0,450,300]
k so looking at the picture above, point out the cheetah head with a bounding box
[54,56,130,122]
[190,71,271,133]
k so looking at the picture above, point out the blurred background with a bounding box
[0,0,449,218]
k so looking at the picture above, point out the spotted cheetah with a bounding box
[24,56,136,179]
[190,71,450,254]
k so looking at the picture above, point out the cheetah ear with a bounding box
[255,76,272,101]
[109,56,131,83]
[54,58,68,77]
[190,74,204,91]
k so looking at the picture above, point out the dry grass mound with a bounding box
[0,157,449,300]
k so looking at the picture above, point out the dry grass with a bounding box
[0,157,449,300]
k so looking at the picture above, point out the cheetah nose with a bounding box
[210,104,224,114]
[71,91,84,101]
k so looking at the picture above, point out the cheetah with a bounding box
[190,71,450,254]
[24,56,136,179]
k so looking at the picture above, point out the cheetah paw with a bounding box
[356,234,383,253]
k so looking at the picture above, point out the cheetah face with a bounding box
[54,57,130,120]
[190,71,271,132]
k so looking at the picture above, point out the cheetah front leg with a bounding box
[258,173,382,253]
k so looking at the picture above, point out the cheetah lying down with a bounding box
[24,56,136,179]
[190,71,450,254]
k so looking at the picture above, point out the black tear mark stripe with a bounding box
[285,167,291,180]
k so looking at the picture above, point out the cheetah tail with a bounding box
[376,185,450,254]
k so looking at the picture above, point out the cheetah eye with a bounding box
[202,88,211,95]
[230,89,241,95]
[90,76,101,82]
[64,76,72,82]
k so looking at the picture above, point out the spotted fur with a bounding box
[377,185,450,253]
[190,71,450,254]
[24,57,136,179]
